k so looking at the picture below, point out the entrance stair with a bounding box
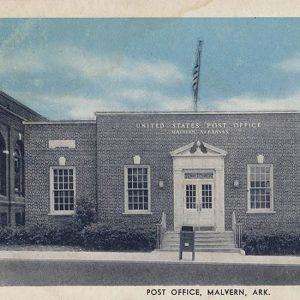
[160,230,240,253]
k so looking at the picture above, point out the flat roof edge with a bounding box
[23,120,96,125]
[95,110,299,115]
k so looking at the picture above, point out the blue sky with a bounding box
[0,18,300,119]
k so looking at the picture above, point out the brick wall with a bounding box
[0,108,26,226]
[24,113,299,231]
[24,123,97,225]
[0,91,45,227]
[96,112,300,230]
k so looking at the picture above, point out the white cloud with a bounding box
[54,46,121,79]
[10,88,300,121]
[111,59,185,83]
[274,53,300,73]
[0,44,185,85]
[0,20,34,57]
[114,88,193,110]
[11,87,195,120]
[0,21,46,75]
[66,89,194,118]
[55,46,185,83]
[0,50,46,75]
[214,94,300,111]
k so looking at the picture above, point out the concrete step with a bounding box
[163,237,234,242]
[162,245,235,251]
[161,230,237,253]
[162,243,236,248]
[163,238,234,243]
[164,231,234,237]
[159,247,241,253]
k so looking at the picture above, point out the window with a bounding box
[202,184,213,209]
[15,212,25,226]
[125,166,151,213]
[50,167,75,215]
[247,164,274,212]
[0,212,7,227]
[14,141,24,196]
[0,134,6,196]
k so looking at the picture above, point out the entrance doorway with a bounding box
[171,141,227,232]
[183,180,214,228]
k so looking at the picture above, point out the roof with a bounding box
[23,120,96,125]
[95,110,299,115]
[0,90,47,122]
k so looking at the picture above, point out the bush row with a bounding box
[0,199,156,251]
[0,222,157,251]
[242,228,300,255]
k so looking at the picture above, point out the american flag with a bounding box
[192,40,203,111]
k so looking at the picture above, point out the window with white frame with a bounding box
[50,167,75,214]
[125,166,150,213]
[247,164,273,212]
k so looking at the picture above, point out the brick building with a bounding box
[0,91,45,227]
[24,111,300,236]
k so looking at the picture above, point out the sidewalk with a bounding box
[0,250,299,265]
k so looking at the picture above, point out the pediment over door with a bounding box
[170,141,227,157]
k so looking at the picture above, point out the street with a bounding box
[0,259,299,285]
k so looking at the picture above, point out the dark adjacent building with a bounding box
[0,91,46,227]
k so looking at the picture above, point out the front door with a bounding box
[183,180,215,228]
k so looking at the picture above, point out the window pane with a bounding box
[52,168,75,212]
[202,184,212,209]
[127,167,150,211]
[186,185,196,209]
[249,165,272,211]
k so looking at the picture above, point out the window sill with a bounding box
[122,211,153,215]
[48,212,75,216]
[0,195,7,200]
[14,195,25,202]
[246,210,276,214]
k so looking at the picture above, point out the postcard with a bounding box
[0,1,299,300]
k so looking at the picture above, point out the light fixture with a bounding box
[158,180,164,188]
[133,155,141,165]
[257,154,264,164]
[233,179,239,188]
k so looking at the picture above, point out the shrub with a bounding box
[0,221,156,251]
[0,227,15,245]
[242,227,300,255]
[25,223,61,245]
[72,198,97,231]
[81,223,156,251]
[25,223,81,246]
